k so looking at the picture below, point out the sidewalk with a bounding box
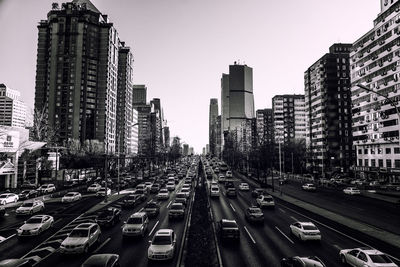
[233,171,400,251]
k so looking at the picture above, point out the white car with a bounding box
[0,193,19,205]
[16,200,44,216]
[17,215,54,236]
[239,183,250,191]
[290,222,321,241]
[38,184,56,194]
[257,194,275,208]
[281,256,326,267]
[211,181,218,187]
[122,212,149,237]
[339,247,398,267]
[219,175,226,183]
[166,182,175,191]
[60,223,101,254]
[210,186,220,197]
[302,183,317,191]
[226,171,232,178]
[148,229,176,261]
[96,187,111,197]
[343,187,361,195]
[157,189,169,200]
[62,192,82,203]
[180,188,190,198]
[87,183,101,193]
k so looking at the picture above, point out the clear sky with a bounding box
[0,0,379,153]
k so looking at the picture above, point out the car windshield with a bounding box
[303,225,318,231]
[159,189,168,193]
[249,208,261,213]
[126,195,136,200]
[26,218,42,224]
[127,217,142,224]
[222,221,237,228]
[146,203,157,208]
[65,193,75,197]
[99,188,105,192]
[171,204,183,210]
[152,235,171,245]
[0,195,7,199]
[370,254,393,263]
[21,190,30,194]
[136,189,144,194]
[98,210,113,218]
[264,196,273,200]
[21,203,34,207]
[69,229,89,238]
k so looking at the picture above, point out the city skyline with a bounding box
[0,0,378,152]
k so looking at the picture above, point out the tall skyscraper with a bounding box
[209,98,219,156]
[130,108,138,155]
[305,43,353,176]
[116,42,134,156]
[135,104,151,155]
[350,0,400,183]
[133,85,147,106]
[221,74,230,133]
[256,109,274,145]
[0,84,27,128]
[34,0,122,153]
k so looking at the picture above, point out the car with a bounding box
[122,194,141,208]
[157,188,170,200]
[239,183,249,191]
[18,190,38,201]
[16,200,45,216]
[144,202,160,217]
[0,206,5,217]
[17,215,54,237]
[122,212,149,237]
[0,259,33,267]
[226,171,233,178]
[251,188,265,198]
[290,222,321,241]
[81,254,120,267]
[96,207,121,227]
[245,206,264,224]
[211,181,218,187]
[59,223,101,254]
[281,256,326,267]
[87,183,102,193]
[0,236,4,243]
[144,181,153,189]
[210,186,220,198]
[168,203,185,220]
[302,183,316,191]
[20,182,37,189]
[174,196,187,206]
[257,194,275,208]
[166,182,175,191]
[343,187,361,195]
[62,192,82,203]
[214,168,220,174]
[226,188,237,198]
[96,187,111,197]
[37,184,56,194]
[218,219,240,241]
[147,229,176,261]
[136,183,149,193]
[150,184,161,193]
[180,188,190,198]
[339,247,398,267]
[134,188,148,201]
[0,193,19,205]
[224,181,235,189]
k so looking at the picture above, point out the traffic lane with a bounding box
[0,195,103,262]
[279,181,400,235]
[210,188,271,267]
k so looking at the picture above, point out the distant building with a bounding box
[135,104,151,155]
[189,147,194,156]
[183,144,189,156]
[256,109,273,145]
[133,85,147,106]
[206,144,209,154]
[129,108,138,155]
[350,0,400,183]
[305,43,353,176]
[0,84,26,128]
[209,98,219,156]
[163,126,170,148]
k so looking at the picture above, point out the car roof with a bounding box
[357,247,384,255]
[75,223,96,229]
[31,214,48,219]
[131,212,146,218]
[83,254,119,265]
[297,221,316,226]
[0,259,31,267]
[221,219,236,224]
[155,229,173,236]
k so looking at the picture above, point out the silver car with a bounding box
[60,223,101,254]
[17,215,54,236]
[16,200,44,216]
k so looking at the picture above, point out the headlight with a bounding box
[148,248,154,256]
[166,248,173,254]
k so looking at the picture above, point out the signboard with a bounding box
[0,130,20,153]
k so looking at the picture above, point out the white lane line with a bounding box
[149,220,159,236]
[139,207,144,212]
[280,204,400,262]
[54,218,62,225]
[275,226,294,244]
[167,201,172,208]
[290,216,299,222]
[333,244,342,251]
[244,226,256,244]
[4,233,16,241]
[93,237,111,253]
[229,203,236,213]
[279,208,286,213]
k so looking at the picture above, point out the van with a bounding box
[210,186,220,198]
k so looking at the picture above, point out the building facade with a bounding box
[209,98,219,156]
[34,0,122,153]
[0,84,27,128]
[129,108,138,155]
[350,0,400,183]
[256,109,274,145]
[305,43,353,177]
[132,85,147,106]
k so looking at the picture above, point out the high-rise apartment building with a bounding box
[350,0,400,183]
[135,105,151,155]
[133,85,147,106]
[209,98,219,156]
[34,0,122,153]
[256,109,274,145]
[116,42,134,156]
[0,84,26,128]
[163,126,170,148]
[305,43,353,176]
[221,74,230,133]
[130,108,138,155]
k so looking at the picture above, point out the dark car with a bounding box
[245,206,264,224]
[134,189,147,202]
[224,181,235,189]
[20,182,37,190]
[122,194,141,208]
[144,202,160,218]
[280,256,326,267]
[18,190,38,201]
[251,188,265,198]
[150,184,160,194]
[218,219,240,241]
[81,254,120,267]
[226,188,237,198]
[96,207,121,226]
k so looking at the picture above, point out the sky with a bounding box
[0,0,380,153]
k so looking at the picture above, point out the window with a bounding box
[358,159,363,166]
[379,159,384,167]
[387,159,392,168]
[395,160,400,168]
[371,148,375,154]
[378,148,383,154]
[386,148,392,154]
[364,149,368,154]
[358,149,362,154]
[364,159,369,167]
[371,159,376,167]
[395,147,400,154]
[358,252,368,262]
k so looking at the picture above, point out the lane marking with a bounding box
[290,216,299,222]
[275,226,294,244]
[4,233,16,241]
[280,204,400,262]
[333,244,342,251]
[167,201,172,208]
[279,208,286,213]
[93,237,111,253]
[149,220,159,236]
[54,218,62,225]
[244,226,256,244]
[229,203,236,213]
[138,207,144,212]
